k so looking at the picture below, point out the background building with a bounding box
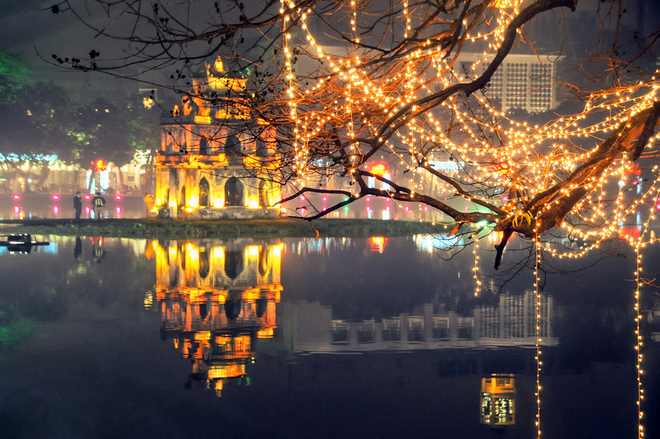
[457,53,561,114]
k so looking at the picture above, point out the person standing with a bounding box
[144,192,155,217]
[73,192,82,220]
[92,192,106,220]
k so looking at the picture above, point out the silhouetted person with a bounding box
[92,192,106,220]
[74,236,82,261]
[73,192,82,219]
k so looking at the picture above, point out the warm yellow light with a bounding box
[194,115,212,124]
[247,199,259,209]
[247,245,260,257]
[212,246,225,260]
[257,328,274,339]
[195,331,211,341]
[208,364,246,380]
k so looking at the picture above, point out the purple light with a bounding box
[114,195,123,201]
[51,194,60,201]
[52,205,60,215]
[12,194,21,201]
[84,194,92,200]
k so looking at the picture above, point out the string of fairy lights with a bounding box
[274,2,657,435]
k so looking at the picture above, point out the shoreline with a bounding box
[0,218,444,239]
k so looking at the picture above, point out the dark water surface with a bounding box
[0,234,658,439]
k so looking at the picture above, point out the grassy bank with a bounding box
[0,218,441,239]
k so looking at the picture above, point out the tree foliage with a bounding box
[0,80,74,160]
[0,51,34,104]
[0,50,159,170]
[49,0,660,268]
[71,97,158,168]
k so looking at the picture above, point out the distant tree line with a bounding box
[0,51,160,186]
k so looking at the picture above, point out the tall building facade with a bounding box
[458,53,561,114]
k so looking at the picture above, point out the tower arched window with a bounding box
[199,136,209,155]
[225,177,243,206]
[199,177,210,207]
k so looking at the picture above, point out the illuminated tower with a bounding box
[155,57,282,219]
[151,239,283,396]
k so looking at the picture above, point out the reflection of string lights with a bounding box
[534,218,542,439]
[634,243,645,439]
[631,199,657,439]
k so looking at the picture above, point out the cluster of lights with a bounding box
[271,4,659,434]
[279,0,660,253]
[8,193,124,219]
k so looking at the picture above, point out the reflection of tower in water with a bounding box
[151,239,282,396]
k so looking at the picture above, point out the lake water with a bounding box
[0,234,658,439]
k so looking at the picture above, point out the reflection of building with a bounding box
[152,239,282,396]
[277,291,555,353]
[480,374,516,427]
[155,57,282,219]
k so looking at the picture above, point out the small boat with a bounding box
[0,234,50,254]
